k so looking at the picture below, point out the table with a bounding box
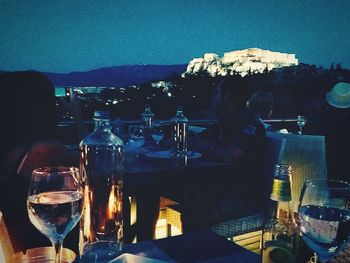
[12,231,260,262]
[123,153,235,198]
[122,152,237,240]
[121,230,260,262]
[65,143,241,241]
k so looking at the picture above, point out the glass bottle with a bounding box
[262,164,296,263]
[170,106,188,158]
[79,111,124,262]
[140,104,155,146]
[269,164,293,220]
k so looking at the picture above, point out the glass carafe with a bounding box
[79,111,124,262]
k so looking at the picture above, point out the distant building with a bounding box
[151,81,174,90]
[183,47,298,77]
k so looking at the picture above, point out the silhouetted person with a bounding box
[0,71,79,253]
[246,90,274,131]
[192,80,266,164]
[304,82,350,181]
[187,79,268,231]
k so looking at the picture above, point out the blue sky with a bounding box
[1,0,349,73]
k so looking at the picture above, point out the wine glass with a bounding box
[151,123,164,149]
[27,166,83,263]
[126,125,145,171]
[298,179,350,262]
[296,115,307,134]
[128,125,143,139]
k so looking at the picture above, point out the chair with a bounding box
[210,132,328,253]
[165,132,328,247]
[209,133,287,240]
[0,211,14,262]
[266,132,328,212]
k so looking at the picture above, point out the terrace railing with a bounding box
[57,118,301,145]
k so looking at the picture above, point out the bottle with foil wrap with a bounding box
[269,163,293,219]
[261,164,296,263]
[79,110,124,262]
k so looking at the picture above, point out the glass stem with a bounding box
[51,239,63,263]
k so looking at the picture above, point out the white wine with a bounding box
[299,205,350,258]
[27,191,83,240]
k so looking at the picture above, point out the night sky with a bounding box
[1,0,350,73]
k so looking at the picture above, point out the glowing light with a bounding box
[108,185,116,220]
[83,185,92,241]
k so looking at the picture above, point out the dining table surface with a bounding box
[122,147,236,197]
[115,229,261,263]
[65,135,239,242]
[121,144,240,242]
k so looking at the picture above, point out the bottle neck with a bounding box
[268,198,297,229]
[276,200,292,220]
[173,110,188,122]
[94,119,112,131]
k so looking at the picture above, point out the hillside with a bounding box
[43,64,187,87]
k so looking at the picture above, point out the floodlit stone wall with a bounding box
[184,48,298,77]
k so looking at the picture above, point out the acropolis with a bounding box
[184,48,298,77]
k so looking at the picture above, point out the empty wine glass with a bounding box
[296,115,307,134]
[298,179,350,262]
[151,123,164,149]
[27,166,83,263]
[125,125,145,171]
[128,125,143,139]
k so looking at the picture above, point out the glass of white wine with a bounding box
[27,166,83,263]
[298,179,350,262]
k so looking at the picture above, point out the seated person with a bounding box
[0,71,79,253]
[185,84,269,231]
[191,88,268,164]
[246,90,275,132]
[304,82,350,182]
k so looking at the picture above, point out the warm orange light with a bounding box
[116,184,122,213]
[108,185,116,220]
[82,185,91,241]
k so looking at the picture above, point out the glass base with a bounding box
[80,241,122,263]
[11,247,76,263]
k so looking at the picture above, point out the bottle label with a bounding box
[270,179,291,202]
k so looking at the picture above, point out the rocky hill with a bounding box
[183,48,298,77]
